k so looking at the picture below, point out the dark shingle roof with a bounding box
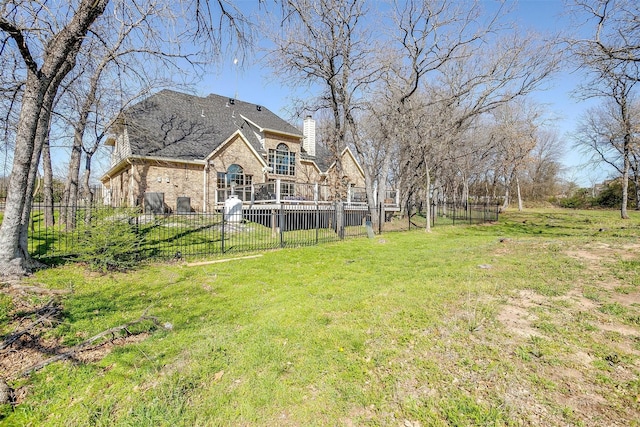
[301,143,334,171]
[122,90,302,160]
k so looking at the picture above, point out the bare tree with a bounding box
[267,0,390,229]
[0,0,250,275]
[0,51,22,186]
[488,100,543,211]
[521,129,565,202]
[570,0,640,81]
[570,0,640,218]
[0,0,110,275]
[55,0,205,230]
[389,0,560,229]
[574,94,639,217]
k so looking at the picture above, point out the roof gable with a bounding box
[325,147,365,178]
[205,129,267,167]
[120,90,302,161]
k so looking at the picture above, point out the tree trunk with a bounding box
[62,136,82,229]
[516,174,523,211]
[364,172,379,234]
[424,159,431,233]
[634,172,639,211]
[502,182,510,212]
[82,154,95,224]
[42,128,55,227]
[0,0,109,275]
[0,72,47,271]
[432,179,440,220]
[621,138,630,219]
[376,155,391,233]
[18,80,63,269]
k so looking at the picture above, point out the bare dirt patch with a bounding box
[610,291,640,306]
[496,298,542,338]
[491,242,640,425]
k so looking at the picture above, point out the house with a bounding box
[100,90,365,213]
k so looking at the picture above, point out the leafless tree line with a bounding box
[269,0,564,232]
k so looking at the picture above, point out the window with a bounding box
[217,164,252,188]
[268,143,296,176]
[217,164,252,201]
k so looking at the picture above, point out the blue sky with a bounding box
[194,0,609,187]
[3,0,604,186]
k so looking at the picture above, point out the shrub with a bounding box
[595,181,623,208]
[74,210,142,272]
[554,189,595,209]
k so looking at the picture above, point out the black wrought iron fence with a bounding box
[379,202,499,232]
[28,203,372,261]
[431,202,500,225]
[26,201,497,262]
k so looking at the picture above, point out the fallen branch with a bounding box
[16,309,162,379]
[0,300,61,351]
[7,284,71,296]
[186,254,263,267]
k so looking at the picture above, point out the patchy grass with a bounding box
[1,208,639,426]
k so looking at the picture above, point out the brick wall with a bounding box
[208,134,266,189]
[102,132,365,212]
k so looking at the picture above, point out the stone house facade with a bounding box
[100,90,365,213]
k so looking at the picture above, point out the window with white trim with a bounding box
[268,143,296,176]
[217,164,252,188]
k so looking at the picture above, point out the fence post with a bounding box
[315,204,319,244]
[221,208,226,253]
[279,204,285,247]
[335,201,345,239]
[276,179,281,204]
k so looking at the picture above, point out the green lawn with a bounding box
[1,208,640,426]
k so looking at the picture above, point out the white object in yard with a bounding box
[224,195,243,222]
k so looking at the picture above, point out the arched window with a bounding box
[226,164,244,186]
[217,164,252,201]
[217,164,252,188]
[268,143,296,176]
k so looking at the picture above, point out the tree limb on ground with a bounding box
[0,300,61,351]
[16,310,162,379]
[14,285,71,295]
[3,283,72,296]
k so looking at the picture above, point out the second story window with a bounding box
[268,143,296,176]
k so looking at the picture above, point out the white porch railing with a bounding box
[216,180,398,207]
